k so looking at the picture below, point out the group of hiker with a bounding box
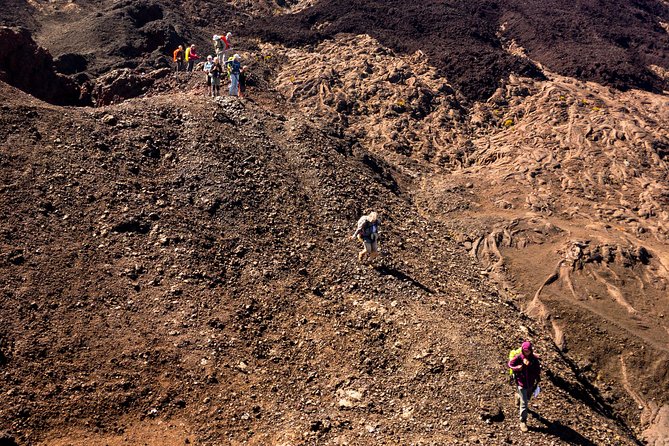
[174,27,544,430]
[353,211,541,433]
[172,33,246,97]
[172,44,201,73]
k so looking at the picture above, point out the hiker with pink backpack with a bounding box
[508,341,542,432]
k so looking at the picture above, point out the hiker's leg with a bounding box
[369,240,379,259]
[230,74,239,96]
[518,386,530,422]
[359,241,372,262]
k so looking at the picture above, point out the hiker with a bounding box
[209,60,222,97]
[239,66,247,98]
[185,44,199,72]
[226,54,242,96]
[508,341,542,433]
[203,55,214,96]
[351,211,380,262]
[173,45,184,72]
[213,32,231,65]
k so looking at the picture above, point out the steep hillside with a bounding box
[3,0,668,105]
[1,0,669,444]
[264,31,669,444]
[0,79,643,445]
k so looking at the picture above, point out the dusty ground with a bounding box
[0,78,644,445]
[269,33,669,443]
[1,0,669,445]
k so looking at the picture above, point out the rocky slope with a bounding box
[1,0,669,445]
[0,79,643,445]
[267,32,669,444]
[0,27,84,105]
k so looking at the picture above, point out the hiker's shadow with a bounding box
[373,265,434,294]
[529,411,596,446]
[545,369,608,416]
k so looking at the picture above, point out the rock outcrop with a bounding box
[0,27,85,106]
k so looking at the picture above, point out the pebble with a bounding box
[101,114,118,125]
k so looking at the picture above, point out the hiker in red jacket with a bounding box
[213,32,231,65]
[185,44,200,72]
[508,341,541,432]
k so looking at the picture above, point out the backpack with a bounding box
[357,217,379,241]
[508,347,522,383]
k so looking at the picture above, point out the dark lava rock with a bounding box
[93,67,171,105]
[0,431,18,446]
[54,53,89,75]
[250,0,669,99]
[0,27,86,105]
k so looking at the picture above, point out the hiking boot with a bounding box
[519,421,528,433]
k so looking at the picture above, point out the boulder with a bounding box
[93,67,170,105]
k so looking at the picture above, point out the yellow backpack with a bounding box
[508,347,522,381]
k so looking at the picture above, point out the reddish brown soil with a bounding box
[1,1,669,444]
[0,77,643,444]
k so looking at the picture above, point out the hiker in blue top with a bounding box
[203,55,214,97]
[226,54,242,96]
[351,211,380,262]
